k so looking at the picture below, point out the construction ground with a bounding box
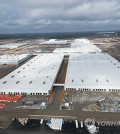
[0,37,120,130]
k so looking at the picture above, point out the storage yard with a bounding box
[0,37,120,133]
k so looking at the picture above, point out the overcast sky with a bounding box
[0,0,120,34]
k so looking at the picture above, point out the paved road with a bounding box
[0,119,80,134]
[55,58,68,84]
[47,87,60,110]
[0,108,120,121]
[1,118,120,134]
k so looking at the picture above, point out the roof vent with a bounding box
[29,81,32,84]
[43,81,45,84]
[16,81,19,84]
[3,81,7,84]
[96,79,98,82]
[106,79,109,83]
[11,75,14,78]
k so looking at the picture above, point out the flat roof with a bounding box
[71,39,102,52]
[65,54,120,90]
[0,54,31,64]
[53,39,102,53]
[0,54,64,94]
[0,43,28,49]
[69,53,118,63]
[53,48,101,53]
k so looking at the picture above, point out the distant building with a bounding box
[0,54,31,65]
[53,39,102,54]
[0,43,28,49]
[41,39,67,45]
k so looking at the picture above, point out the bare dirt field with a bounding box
[91,37,120,61]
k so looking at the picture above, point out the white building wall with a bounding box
[0,43,28,49]
[0,54,31,65]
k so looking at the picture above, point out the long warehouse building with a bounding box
[53,39,102,54]
[0,54,31,65]
[65,53,120,91]
[0,43,28,49]
[0,54,64,95]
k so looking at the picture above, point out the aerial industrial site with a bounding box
[0,36,120,134]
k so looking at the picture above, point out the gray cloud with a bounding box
[0,0,120,33]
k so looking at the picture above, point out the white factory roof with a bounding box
[42,39,67,44]
[0,54,31,65]
[71,39,102,52]
[0,54,64,95]
[71,39,92,48]
[53,39,102,53]
[65,54,120,90]
[53,48,100,54]
[0,43,28,49]
[53,48,80,53]
[69,53,118,63]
